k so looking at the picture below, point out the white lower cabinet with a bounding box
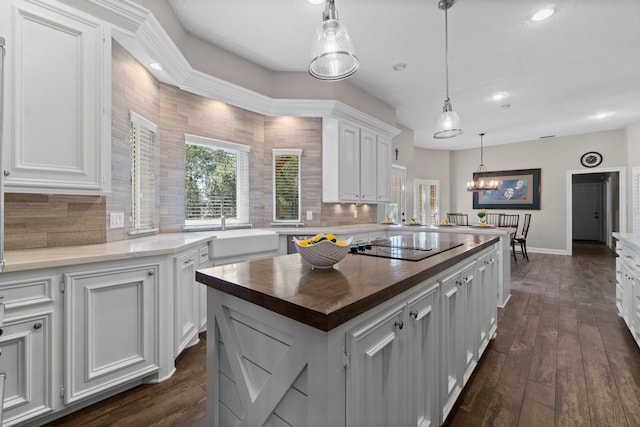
[174,249,200,357]
[439,266,466,421]
[477,249,498,356]
[345,280,441,427]
[615,237,640,348]
[63,262,160,404]
[407,283,440,427]
[345,302,407,427]
[0,273,56,426]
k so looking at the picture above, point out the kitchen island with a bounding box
[196,232,500,427]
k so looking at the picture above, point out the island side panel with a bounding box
[206,287,345,427]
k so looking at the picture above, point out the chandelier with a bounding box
[467,133,499,192]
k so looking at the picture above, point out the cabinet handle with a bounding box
[3,170,9,176]
[410,310,418,319]
[456,280,462,287]
[33,323,43,330]
[148,271,155,276]
[185,259,193,265]
[394,320,404,330]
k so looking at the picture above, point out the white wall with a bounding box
[447,129,625,252]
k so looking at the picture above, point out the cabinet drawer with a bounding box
[0,275,55,312]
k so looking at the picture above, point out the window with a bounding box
[130,112,158,234]
[184,134,250,226]
[389,165,406,223]
[414,179,440,225]
[273,149,302,222]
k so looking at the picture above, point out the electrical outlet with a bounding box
[307,210,313,220]
[110,212,124,229]
[354,208,358,219]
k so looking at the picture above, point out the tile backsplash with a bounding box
[4,194,106,250]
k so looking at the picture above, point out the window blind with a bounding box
[273,149,302,222]
[130,112,158,233]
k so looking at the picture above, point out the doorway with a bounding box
[572,181,603,241]
[567,167,625,254]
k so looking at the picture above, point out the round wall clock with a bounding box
[580,151,602,168]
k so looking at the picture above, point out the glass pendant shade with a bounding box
[309,18,358,80]
[434,0,462,139]
[434,99,462,138]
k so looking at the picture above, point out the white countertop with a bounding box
[3,232,215,272]
[613,232,640,252]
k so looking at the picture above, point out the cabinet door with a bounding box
[620,262,633,327]
[175,250,200,356]
[629,272,640,345]
[439,271,464,421]
[376,135,392,202]
[0,312,53,425]
[63,264,159,404]
[477,250,497,357]
[338,121,361,202]
[1,0,110,194]
[407,283,440,427]
[359,128,377,202]
[461,263,477,385]
[346,303,407,427]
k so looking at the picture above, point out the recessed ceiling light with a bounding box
[393,63,407,71]
[593,112,614,119]
[491,92,507,101]
[307,0,324,4]
[531,8,555,22]
[150,62,163,71]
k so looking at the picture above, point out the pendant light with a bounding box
[467,133,500,192]
[309,0,359,81]
[434,0,462,139]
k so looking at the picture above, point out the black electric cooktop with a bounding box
[351,233,464,261]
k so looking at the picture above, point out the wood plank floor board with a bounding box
[555,368,592,427]
[577,322,609,365]
[582,358,629,426]
[458,349,508,414]
[47,242,640,427]
[518,380,555,427]
[606,351,640,426]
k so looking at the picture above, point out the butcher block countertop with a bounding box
[196,233,498,331]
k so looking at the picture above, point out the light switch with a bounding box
[307,210,313,220]
[110,212,124,229]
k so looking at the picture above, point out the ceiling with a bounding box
[167,0,640,150]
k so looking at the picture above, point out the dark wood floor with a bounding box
[48,241,640,427]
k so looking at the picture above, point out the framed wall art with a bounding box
[472,168,541,210]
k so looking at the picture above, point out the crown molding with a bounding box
[59,0,400,138]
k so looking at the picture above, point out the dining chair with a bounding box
[515,213,531,261]
[485,212,503,226]
[447,213,468,226]
[499,214,520,263]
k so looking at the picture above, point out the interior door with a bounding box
[572,182,603,241]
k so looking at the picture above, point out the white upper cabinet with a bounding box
[1,0,111,195]
[322,117,393,204]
